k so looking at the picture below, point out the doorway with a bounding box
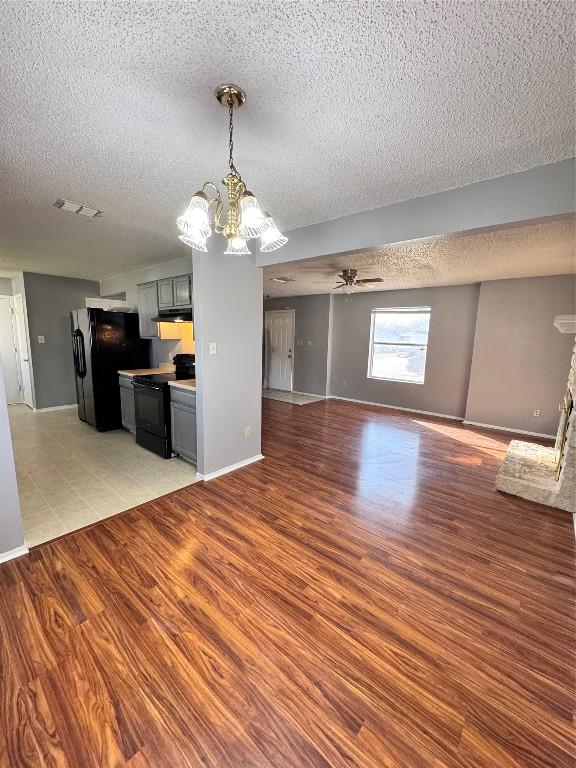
[0,295,22,404]
[13,294,33,408]
[264,309,295,391]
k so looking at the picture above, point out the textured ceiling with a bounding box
[0,1,574,279]
[263,216,576,297]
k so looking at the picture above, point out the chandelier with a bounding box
[177,84,287,255]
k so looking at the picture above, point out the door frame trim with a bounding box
[12,293,34,408]
[0,294,23,404]
[264,309,295,392]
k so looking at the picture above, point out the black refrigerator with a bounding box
[70,309,150,432]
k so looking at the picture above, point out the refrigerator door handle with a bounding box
[72,331,80,376]
[73,329,87,378]
[78,330,87,378]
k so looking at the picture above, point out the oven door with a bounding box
[134,383,167,437]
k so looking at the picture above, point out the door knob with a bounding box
[288,355,292,359]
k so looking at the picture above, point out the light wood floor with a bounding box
[0,399,573,767]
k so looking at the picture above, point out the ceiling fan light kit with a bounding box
[177,84,287,255]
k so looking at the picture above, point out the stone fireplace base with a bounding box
[496,440,571,510]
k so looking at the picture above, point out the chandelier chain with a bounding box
[228,98,241,179]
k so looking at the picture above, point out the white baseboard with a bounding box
[329,395,462,422]
[0,544,29,564]
[33,404,77,413]
[197,453,264,482]
[463,420,555,439]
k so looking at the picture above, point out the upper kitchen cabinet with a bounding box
[158,275,192,308]
[157,278,175,309]
[137,282,159,338]
[173,275,192,306]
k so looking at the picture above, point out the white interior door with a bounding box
[0,296,22,404]
[13,294,33,408]
[265,310,295,391]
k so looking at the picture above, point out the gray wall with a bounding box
[100,255,193,366]
[465,274,576,436]
[329,284,480,418]
[0,362,25,558]
[0,277,13,295]
[257,160,575,267]
[264,294,332,395]
[193,248,263,477]
[23,272,100,409]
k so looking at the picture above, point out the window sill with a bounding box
[367,375,425,386]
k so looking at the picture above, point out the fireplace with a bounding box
[495,314,575,513]
[555,389,573,480]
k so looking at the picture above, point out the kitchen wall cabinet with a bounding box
[137,282,159,338]
[170,388,197,465]
[173,275,192,306]
[157,279,175,309]
[119,375,136,433]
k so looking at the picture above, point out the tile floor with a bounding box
[9,405,198,547]
[262,389,325,405]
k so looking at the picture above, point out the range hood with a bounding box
[151,308,193,323]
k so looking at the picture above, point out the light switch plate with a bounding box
[209,342,217,356]
[37,335,45,344]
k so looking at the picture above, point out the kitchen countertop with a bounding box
[118,368,174,377]
[168,379,196,391]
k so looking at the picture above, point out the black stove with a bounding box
[133,356,195,457]
[133,372,179,388]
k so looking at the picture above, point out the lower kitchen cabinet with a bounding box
[170,388,197,464]
[119,375,136,433]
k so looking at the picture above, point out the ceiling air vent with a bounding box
[53,199,102,218]
[270,277,295,284]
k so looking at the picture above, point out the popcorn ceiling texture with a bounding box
[264,215,576,296]
[0,1,574,279]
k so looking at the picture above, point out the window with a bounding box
[368,307,431,384]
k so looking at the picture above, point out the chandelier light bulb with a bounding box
[176,85,287,254]
[177,193,211,239]
[239,192,268,238]
[224,236,251,256]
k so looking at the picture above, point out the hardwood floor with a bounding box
[0,399,573,767]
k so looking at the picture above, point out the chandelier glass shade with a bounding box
[177,84,287,255]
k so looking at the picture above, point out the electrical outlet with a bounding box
[343,380,348,389]
[37,335,45,344]
[533,409,541,417]
[244,426,251,439]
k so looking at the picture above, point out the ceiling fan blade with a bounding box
[356,278,384,284]
[332,283,346,289]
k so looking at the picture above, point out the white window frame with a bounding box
[367,306,431,385]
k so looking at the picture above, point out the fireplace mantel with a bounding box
[554,314,576,334]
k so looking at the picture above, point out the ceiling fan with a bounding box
[333,268,383,293]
